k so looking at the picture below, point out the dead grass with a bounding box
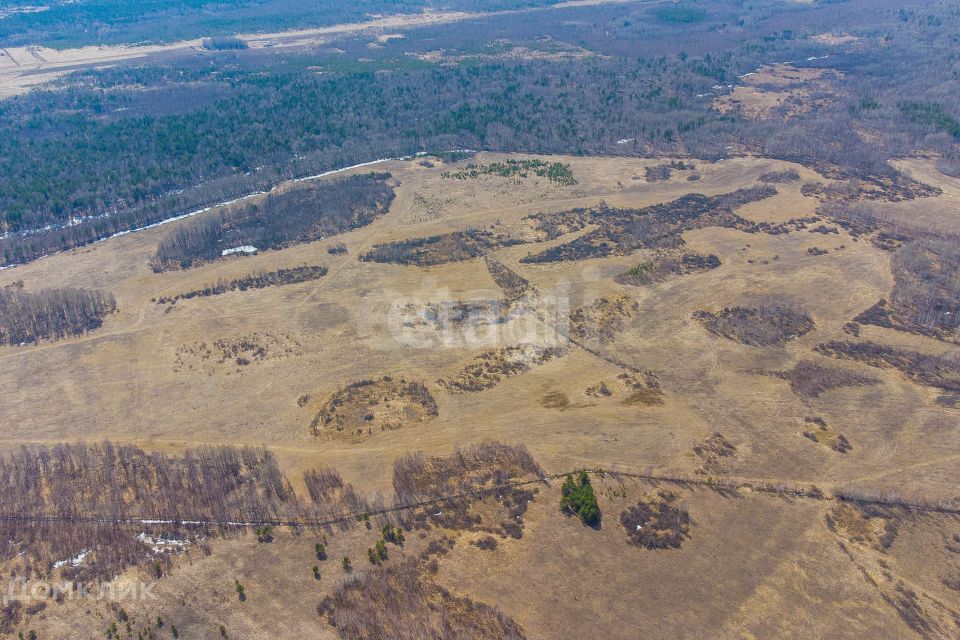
[586,372,664,406]
[0,153,957,639]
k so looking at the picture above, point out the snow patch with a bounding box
[53,549,90,569]
[221,245,258,256]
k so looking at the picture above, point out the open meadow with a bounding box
[1,151,958,638]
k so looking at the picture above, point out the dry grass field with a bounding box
[713,64,841,120]
[1,152,959,638]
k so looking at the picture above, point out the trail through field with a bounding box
[0,466,954,529]
[845,452,960,485]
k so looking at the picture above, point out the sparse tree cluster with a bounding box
[361,229,522,267]
[392,441,542,504]
[317,559,526,639]
[0,442,300,580]
[620,491,690,549]
[816,340,960,402]
[0,287,116,345]
[521,186,777,264]
[776,360,879,399]
[202,36,248,51]
[155,265,328,304]
[442,159,576,186]
[693,302,815,347]
[152,173,394,270]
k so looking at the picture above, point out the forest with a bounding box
[0,0,958,266]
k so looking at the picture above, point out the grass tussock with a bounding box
[437,344,565,393]
[569,296,638,344]
[692,432,737,475]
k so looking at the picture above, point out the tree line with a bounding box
[155,265,328,304]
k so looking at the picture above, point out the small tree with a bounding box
[560,471,601,527]
[381,524,405,545]
[312,565,320,580]
[314,542,327,560]
[234,580,245,601]
[342,556,352,573]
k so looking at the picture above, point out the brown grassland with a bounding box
[1,152,959,638]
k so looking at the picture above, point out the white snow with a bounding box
[221,245,258,256]
[136,532,193,552]
[53,549,90,569]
